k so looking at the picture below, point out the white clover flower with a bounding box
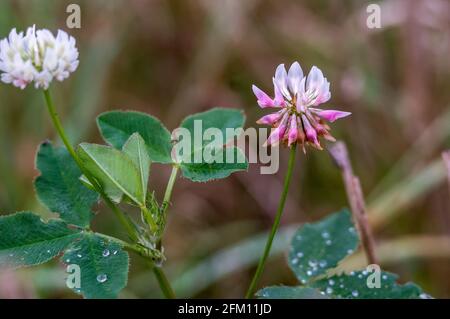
[0,26,79,90]
[253,62,351,151]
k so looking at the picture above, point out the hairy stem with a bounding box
[245,144,297,298]
[43,90,138,241]
[151,165,179,297]
[94,232,155,259]
[161,166,179,216]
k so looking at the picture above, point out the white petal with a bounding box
[274,64,291,100]
[287,62,303,95]
[306,66,325,92]
[315,79,331,105]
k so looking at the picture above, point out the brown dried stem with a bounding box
[329,141,378,265]
[442,150,450,198]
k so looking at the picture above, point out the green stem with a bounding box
[94,232,143,256]
[151,165,179,297]
[156,166,179,241]
[152,266,176,299]
[43,89,138,241]
[161,166,179,216]
[245,143,297,298]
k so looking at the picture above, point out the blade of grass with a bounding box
[368,158,446,229]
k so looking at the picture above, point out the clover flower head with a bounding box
[0,26,79,90]
[253,62,351,151]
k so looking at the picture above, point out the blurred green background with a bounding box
[0,0,449,298]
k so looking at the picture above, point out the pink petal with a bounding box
[264,124,287,146]
[272,80,286,107]
[252,85,275,108]
[256,111,285,125]
[288,115,298,146]
[302,115,320,148]
[264,114,288,146]
[315,109,351,122]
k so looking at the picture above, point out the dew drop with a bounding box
[319,260,327,268]
[296,252,304,258]
[325,240,332,246]
[308,260,318,268]
[382,274,388,280]
[347,249,354,254]
[113,250,118,255]
[66,259,71,263]
[351,290,359,297]
[77,254,82,258]
[328,279,335,286]
[348,227,355,233]
[47,250,51,254]
[102,249,110,257]
[321,232,330,239]
[306,270,313,276]
[96,274,108,283]
[291,258,299,265]
[326,287,333,294]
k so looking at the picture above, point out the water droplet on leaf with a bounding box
[321,231,330,239]
[97,274,108,283]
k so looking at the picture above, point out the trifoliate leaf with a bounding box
[77,143,144,206]
[62,233,129,299]
[288,209,359,284]
[0,212,81,268]
[34,142,98,227]
[97,111,172,164]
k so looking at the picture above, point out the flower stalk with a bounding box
[43,89,138,241]
[246,143,297,298]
